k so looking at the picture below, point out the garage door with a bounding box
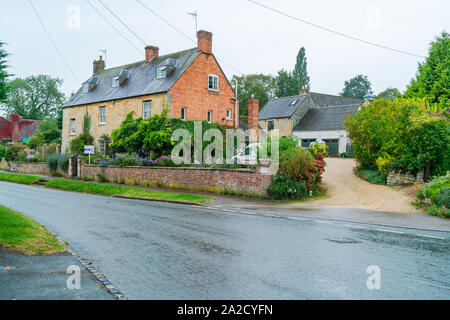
[323,139,339,157]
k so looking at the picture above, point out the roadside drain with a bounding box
[326,237,362,244]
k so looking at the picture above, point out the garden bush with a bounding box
[435,187,450,209]
[355,167,387,185]
[58,154,70,171]
[308,142,329,157]
[267,175,308,200]
[278,147,325,192]
[344,98,449,177]
[415,173,450,218]
[4,144,27,162]
[0,145,6,161]
[46,154,59,172]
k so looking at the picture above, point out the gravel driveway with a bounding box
[287,158,419,213]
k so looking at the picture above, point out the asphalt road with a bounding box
[0,181,449,300]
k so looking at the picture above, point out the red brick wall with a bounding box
[81,164,272,197]
[169,53,239,128]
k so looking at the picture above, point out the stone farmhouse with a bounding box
[62,30,238,153]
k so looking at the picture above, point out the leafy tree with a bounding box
[2,75,65,120]
[0,40,9,102]
[376,88,400,100]
[293,47,310,92]
[344,98,449,178]
[275,69,298,97]
[231,74,276,116]
[405,31,450,108]
[39,119,61,144]
[340,74,373,99]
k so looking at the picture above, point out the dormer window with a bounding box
[112,76,120,88]
[82,83,90,93]
[156,66,167,79]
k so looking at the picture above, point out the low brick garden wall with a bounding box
[81,163,273,197]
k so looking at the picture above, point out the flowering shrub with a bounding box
[415,173,450,218]
[278,147,326,192]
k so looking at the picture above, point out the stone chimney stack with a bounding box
[248,99,259,138]
[197,30,213,54]
[145,46,159,63]
[93,56,105,75]
[299,86,308,95]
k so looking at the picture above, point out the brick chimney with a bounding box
[197,30,213,54]
[248,99,259,138]
[145,46,159,63]
[10,114,20,143]
[93,56,105,74]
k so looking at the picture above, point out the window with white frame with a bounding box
[226,109,231,120]
[208,74,219,91]
[156,66,167,79]
[143,101,152,119]
[82,83,89,93]
[112,76,120,88]
[181,107,186,121]
[98,106,106,124]
[99,140,105,154]
[70,119,76,135]
[207,110,213,123]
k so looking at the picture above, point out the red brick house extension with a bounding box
[62,30,240,152]
[0,114,40,143]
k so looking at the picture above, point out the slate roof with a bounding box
[64,48,200,108]
[258,95,310,120]
[309,92,363,108]
[294,105,360,131]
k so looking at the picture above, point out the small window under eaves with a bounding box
[112,76,120,88]
[156,66,167,79]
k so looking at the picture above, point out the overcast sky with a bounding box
[1,0,449,101]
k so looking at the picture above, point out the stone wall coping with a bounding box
[10,161,47,165]
[83,164,257,173]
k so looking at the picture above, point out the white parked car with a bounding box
[231,143,259,165]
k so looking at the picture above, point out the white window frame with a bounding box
[207,110,213,123]
[208,74,219,91]
[82,83,90,93]
[99,140,105,154]
[99,106,106,124]
[181,107,186,121]
[226,109,231,120]
[112,76,120,88]
[143,101,152,119]
[156,66,167,79]
[70,119,76,135]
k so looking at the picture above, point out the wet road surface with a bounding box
[0,181,449,299]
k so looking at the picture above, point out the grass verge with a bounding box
[0,205,65,255]
[0,172,46,185]
[45,179,213,203]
